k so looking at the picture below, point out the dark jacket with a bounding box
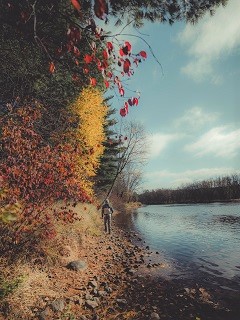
[101,202,113,217]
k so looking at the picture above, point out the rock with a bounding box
[67,260,87,271]
[126,268,135,275]
[38,307,51,320]
[93,297,100,304]
[88,280,98,288]
[104,286,113,293]
[85,299,99,309]
[150,312,160,319]
[91,288,98,296]
[116,299,128,306]
[98,290,108,297]
[50,299,65,312]
[85,292,93,300]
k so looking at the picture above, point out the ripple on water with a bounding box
[118,203,240,292]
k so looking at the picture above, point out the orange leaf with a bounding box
[49,62,55,74]
[90,77,97,86]
[71,0,81,12]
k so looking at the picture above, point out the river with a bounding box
[115,202,240,294]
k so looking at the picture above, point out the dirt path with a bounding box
[2,218,239,319]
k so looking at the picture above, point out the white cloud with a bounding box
[178,0,240,82]
[174,106,219,130]
[147,133,181,158]
[144,167,237,189]
[185,126,240,158]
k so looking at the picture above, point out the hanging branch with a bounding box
[107,32,164,76]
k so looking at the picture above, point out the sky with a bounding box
[107,0,240,190]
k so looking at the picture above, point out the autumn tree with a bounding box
[115,163,143,202]
[106,121,148,199]
[67,87,108,195]
[0,103,93,254]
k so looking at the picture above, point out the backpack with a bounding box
[103,206,112,215]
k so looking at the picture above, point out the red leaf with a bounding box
[133,97,139,106]
[119,48,124,56]
[107,42,113,51]
[71,0,81,12]
[133,58,139,66]
[94,0,109,19]
[49,62,55,74]
[104,80,110,88]
[73,46,80,57]
[83,66,89,74]
[123,59,131,73]
[103,49,108,60]
[120,108,127,117]
[90,77,97,86]
[119,88,125,96]
[128,98,133,106]
[67,26,81,44]
[84,54,93,63]
[139,50,147,58]
[125,41,132,52]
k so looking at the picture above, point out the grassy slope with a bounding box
[0,203,103,319]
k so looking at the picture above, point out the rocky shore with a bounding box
[2,216,240,320]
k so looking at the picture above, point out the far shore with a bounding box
[140,198,240,206]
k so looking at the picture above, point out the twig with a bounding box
[106,32,164,76]
[32,0,52,61]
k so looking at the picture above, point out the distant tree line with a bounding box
[138,174,240,205]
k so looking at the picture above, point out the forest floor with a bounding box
[1,207,240,320]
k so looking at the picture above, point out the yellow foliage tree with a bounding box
[69,86,108,195]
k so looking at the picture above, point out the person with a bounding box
[101,199,113,234]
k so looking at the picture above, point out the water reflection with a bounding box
[115,203,240,291]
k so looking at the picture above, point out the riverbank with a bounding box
[1,208,240,319]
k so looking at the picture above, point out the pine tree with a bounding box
[95,104,121,192]
[108,0,229,26]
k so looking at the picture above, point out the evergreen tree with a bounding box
[95,104,121,192]
[107,0,229,26]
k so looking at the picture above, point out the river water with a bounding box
[116,202,240,293]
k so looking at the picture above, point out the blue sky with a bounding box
[107,0,240,190]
